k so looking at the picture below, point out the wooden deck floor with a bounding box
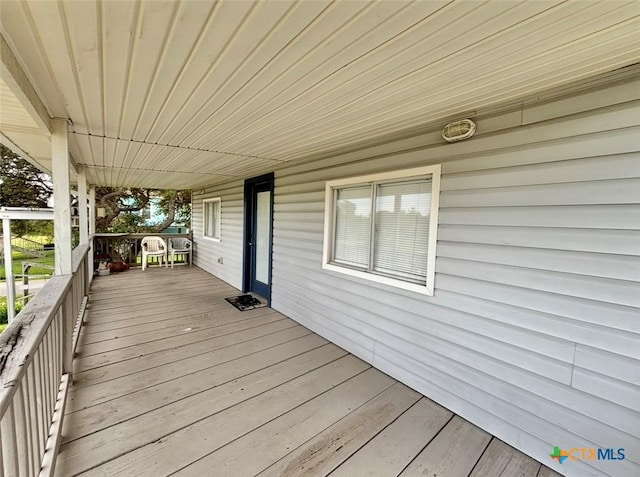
[56,267,560,477]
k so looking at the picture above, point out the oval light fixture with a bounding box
[442,119,476,143]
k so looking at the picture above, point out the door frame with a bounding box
[242,172,275,305]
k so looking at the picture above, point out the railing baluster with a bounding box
[43,330,50,432]
[72,282,77,322]
[35,349,47,461]
[63,291,74,376]
[46,329,55,433]
[50,332,56,424]
[14,383,30,476]
[47,332,55,442]
[26,365,40,474]
[24,371,36,476]
[0,402,20,476]
[49,328,57,409]
[84,256,88,294]
[0,428,5,477]
[41,344,52,446]
[54,312,62,390]
[40,331,53,471]
[60,308,65,375]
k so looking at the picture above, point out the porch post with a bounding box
[89,186,96,280]
[52,118,75,376]
[2,218,16,322]
[51,118,73,276]
[77,168,89,246]
[77,169,91,296]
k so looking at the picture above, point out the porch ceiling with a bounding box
[0,0,639,189]
[0,76,52,169]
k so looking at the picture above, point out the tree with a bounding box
[0,144,190,235]
[0,144,52,208]
[96,187,190,233]
[0,144,54,237]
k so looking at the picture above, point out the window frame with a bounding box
[202,197,221,242]
[322,165,441,296]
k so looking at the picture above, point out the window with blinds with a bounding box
[334,186,371,268]
[323,165,441,295]
[374,179,431,283]
[203,198,221,241]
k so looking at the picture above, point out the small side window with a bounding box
[203,198,221,241]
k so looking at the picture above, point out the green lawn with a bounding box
[1,289,27,330]
[1,250,55,280]
[1,236,55,334]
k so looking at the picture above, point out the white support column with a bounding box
[89,186,96,237]
[2,218,16,322]
[77,168,89,246]
[89,186,96,280]
[51,118,73,275]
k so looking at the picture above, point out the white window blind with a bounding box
[334,186,371,268]
[374,180,431,283]
[203,199,220,239]
[332,179,432,284]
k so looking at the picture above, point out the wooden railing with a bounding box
[93,232,191,267]
[0,243,91,477]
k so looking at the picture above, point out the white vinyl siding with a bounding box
[324,166,441,296]
[203,198,221,241]
[193,72,640,477]
[270,76,640,477]
[193,186,244,290]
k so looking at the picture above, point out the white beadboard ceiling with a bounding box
[0,0,639,189]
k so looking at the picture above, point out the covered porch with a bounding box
[1,1,638,476]
[57,265,559,477]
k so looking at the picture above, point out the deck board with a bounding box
[59,347,354,474]
[55,267,559,476]
[399,416,492,477]
[77,309,283,356]
[65,332,329,441]
[73,312,288,373]
[76,358,375,476]
[471,439,542,476]
[537,466,565,477]
[254,383,422,477]
[329,398,453,477]
[72,324,312,388]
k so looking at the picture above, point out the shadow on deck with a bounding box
[56,266,560,476]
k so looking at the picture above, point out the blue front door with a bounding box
[244,174,273,303]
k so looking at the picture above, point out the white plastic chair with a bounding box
[141,236,167,270]
[169,237,192,268]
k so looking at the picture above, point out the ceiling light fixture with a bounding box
[442,119,476,143]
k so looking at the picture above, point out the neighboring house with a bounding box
[0,2,638,476]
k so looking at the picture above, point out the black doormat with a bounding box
[225,294,267,311]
